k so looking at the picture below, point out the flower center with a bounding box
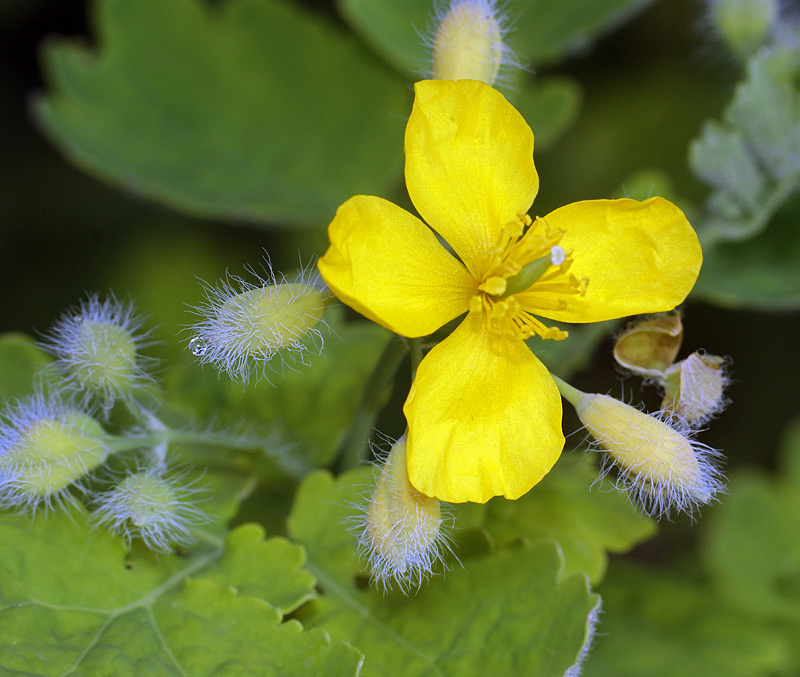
[470,215,588,341]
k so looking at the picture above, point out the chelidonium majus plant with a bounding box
[23,0,800,672]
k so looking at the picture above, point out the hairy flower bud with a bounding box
[41,294,157,417]
[357,436,450,591]
[91,466,207,552]
[189,258,331,382]
[430,1,512,84]
[575,393,724,517]
[709,0,778,57]
[0,393,109,511]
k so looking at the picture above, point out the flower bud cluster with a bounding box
[189,257,331,383]
[2,293,211,553]
[554,361,726,519]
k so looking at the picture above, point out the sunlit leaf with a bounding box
[0,513,362,675]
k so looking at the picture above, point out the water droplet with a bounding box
[189,336,208,357]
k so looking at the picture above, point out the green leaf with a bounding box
[693,196,800,309]
[34,0,408,227]
[0,333,52,401]
[725,57,800,183]
[689,121,765,211]
[584,560,790,677]
[288,469,600,676]
[703,419,800,624]
[203,523,316,614]
[511,0,655,66]
[167,307,391,471]
[691,53,800,246]
[338,0,653,75]
[481,453,656,583]
[0,512,362,675]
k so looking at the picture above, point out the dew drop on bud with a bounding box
[189,336,208,356]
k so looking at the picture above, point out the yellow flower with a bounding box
[319,79,702,504]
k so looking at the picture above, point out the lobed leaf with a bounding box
[0,512,361,675]
[35,0,409,227]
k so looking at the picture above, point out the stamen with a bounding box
[474,214,587,342]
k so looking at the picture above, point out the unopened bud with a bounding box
[662,352,730,426]
[0,394,109,511]
[41,294,157,417]
[431,1,510,85]
[358,436,449,591]
[553,375,724,519]
[576,393,724,517]
[190,258,331,382]
[613,312,683,378]
[91,466,207,552]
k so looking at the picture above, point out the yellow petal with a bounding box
[318,195,475,337]
[404,311,564,503]
[405,80,539,276]
[530,197,702,323]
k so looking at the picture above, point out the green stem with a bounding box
[337,336,409,471]
[549,373,587,410]
[106,427,309,480]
